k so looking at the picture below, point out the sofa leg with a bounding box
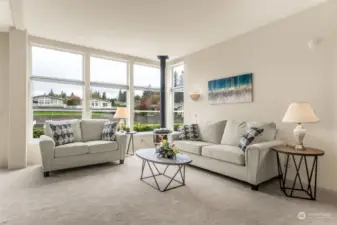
[251,184,259,191]
[43,172,50,177]
[120,159,125,164]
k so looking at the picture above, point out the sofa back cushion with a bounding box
[199,121,227,144]
[246,121,277,142]
[81,119,109,142]
[221,120,248,146]
[44,119,82,142]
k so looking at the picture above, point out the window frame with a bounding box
[28,39,161,140]
[171,62,184,130]
[133,63,161,131]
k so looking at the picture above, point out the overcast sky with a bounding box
[31,46,161,99]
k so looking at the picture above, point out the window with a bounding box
[133,64,160,131]
[32,46,83,81]
[90,56,128,123]
[31,46,84,138]
[90,86,127,120]
[172,64,184,130]
[90,56,127,85]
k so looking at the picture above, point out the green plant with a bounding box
[133,123,160,132]
[33,129,44,138]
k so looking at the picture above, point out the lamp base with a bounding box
[119,119,125,133]
[294,123,306,150]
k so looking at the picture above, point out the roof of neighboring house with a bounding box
[33,95,64,101]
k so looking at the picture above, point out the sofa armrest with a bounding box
[116,132,127,160]
[170,131,180,143]
[39,135,55,172]
[245,140,284,185]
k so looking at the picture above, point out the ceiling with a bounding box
[3,0,330,60]
[0,0,12,31]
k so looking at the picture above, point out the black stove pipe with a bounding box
[157,55,169,128]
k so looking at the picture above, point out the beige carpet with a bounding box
[0,156,336,225]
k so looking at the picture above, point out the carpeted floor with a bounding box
[0,156,336,225]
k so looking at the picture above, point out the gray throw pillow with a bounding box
[178,124,200,141]
[101,122,118,141]
[49,123,74,146]
[238,127,264,151]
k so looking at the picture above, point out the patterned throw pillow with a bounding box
[238,127,264,151]
[178,124,200,141]
[49,123,74,146]
[101,121,118,141]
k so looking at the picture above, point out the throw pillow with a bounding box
[238,127,264,151]
[178,124,200,141]
[189,124,200,141]
[49,123,74,146]
[178,125,190,140]
[221,120,248,146]
[199,121,226,144]
[101,121,118,141]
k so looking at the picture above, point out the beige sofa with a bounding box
[171,120,283,190]
[39,119,127,177]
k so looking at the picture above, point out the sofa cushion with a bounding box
[238,127,264,151]
[45,119,82,142]
[221,120,248,146]
[49,123,74,146]
[86,140,118,153]
[174,140,212,155]
[202,145,245,165]
[247,121,277,142]
[199,121,227,144]
[54,142,89,158]
[178,124,200,141]
[81,119,109,142]
[101,122,118,141]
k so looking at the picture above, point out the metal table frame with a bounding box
[276,152,319,200]
[126,132,136,155]
[140,160,186,192]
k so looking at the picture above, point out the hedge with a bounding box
[33,123,183,138]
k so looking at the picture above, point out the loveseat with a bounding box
[39,119,127,177]
[171,120,283,190]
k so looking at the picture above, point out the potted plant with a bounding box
[155,137,180,159]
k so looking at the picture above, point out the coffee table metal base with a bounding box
[140,159,186,192]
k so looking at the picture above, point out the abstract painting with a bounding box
[208,73,253,104]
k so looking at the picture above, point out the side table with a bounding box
[271,145,324,200]
[126,131,137,155]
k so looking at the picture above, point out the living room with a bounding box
[0,0,337,224]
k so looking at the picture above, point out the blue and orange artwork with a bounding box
[208,73,253,104]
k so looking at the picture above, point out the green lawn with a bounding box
[34,111,107,116]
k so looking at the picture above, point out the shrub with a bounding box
[133,123,160,132]
[33,129,45,138]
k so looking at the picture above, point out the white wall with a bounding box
[184,1,337,191]
[0,32,9,168]
[8,29,28,169]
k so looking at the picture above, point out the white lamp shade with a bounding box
[282,103,319,123]
[113,107,128,119]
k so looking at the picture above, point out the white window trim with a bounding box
[29,38,162,139]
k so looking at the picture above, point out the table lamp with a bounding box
[282,102,319,150]
[114,107,128,132]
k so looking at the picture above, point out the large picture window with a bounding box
[31,46,84,138]
[133,64,160,131]
[172,64,184,130]
[90,56,128,123]
[30,43,164,139]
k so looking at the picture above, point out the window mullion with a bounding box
[128,61,134,131]
[83,53,91,119]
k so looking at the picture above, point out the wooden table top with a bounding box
[271,145,325,156]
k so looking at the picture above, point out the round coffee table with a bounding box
[136,148,192,192]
